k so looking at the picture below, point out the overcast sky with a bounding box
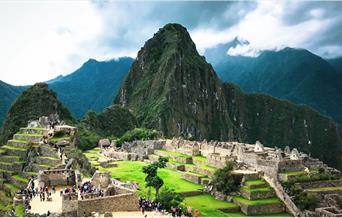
[1,0,342,85]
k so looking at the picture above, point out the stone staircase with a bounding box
[264,175,302,216]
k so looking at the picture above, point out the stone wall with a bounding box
[278,159,304,172]
[192,166,214,177]
[236,202,285,215]
[182,173,203,184]
[77,193,139,216]
[294,179,342,189]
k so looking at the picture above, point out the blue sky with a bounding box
[1,0,342,85]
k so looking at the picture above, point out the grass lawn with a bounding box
[99,161,203,197]
[306,186,342,192]
[233,196,281,205]
[184,194,238,217]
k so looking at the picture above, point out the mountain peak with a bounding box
[141,23,197,58]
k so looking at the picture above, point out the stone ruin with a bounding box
[61,171,139,216]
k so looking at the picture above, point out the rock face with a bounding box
[0,83,73,144]
[115,23,342,169]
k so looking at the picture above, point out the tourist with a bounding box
[187,206,193,217]
[194,209,199,217]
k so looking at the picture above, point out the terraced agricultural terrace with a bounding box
[0,121,76,216]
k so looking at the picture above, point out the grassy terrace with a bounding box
[49,136,70,142]
[38,156,59,160]
[193,155,207,162]
[21,127,45,130]
[84,148,101,161]
[0,149,5,155]
[0,161,25,165]
[33,163,52,168]
[15,133,43,137]
[157,149,191,158]
[241,186,272,193]
[24,171,38,176]
[0,169,13,174]
[234,196,281,206]
[2,145,27,151]
[8,139,28,143]
[1,155,20,160]
[12,174,29,183]
[184,194,238,217]
[4,182,20,193]
[281,170,306,176]
[245,180,266,186]
[185,171,208,178]
[198,164,216,172]
[306,186,342,192]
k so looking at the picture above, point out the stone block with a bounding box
[182,172,204,184]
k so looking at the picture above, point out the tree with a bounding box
[158,187,184,212]
[211,161,240,195]
[142,157,169,199]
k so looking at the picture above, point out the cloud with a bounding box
[0,1,342,85]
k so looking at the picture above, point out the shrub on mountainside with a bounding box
[82,105,137,137]
[116,128,160,145]
[0,83,73,144]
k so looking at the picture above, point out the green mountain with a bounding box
[49,57,133,118]
[115,23,236,140]
[115,23,342,169]
[0,81,26,126]
[208,47,342,124]
[0,83,73,144]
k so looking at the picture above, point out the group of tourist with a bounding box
[138,198,200,217]
[39,186,52,202]
[170,206,199,217]
[79,181,104,199]
[139,198,162,214]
